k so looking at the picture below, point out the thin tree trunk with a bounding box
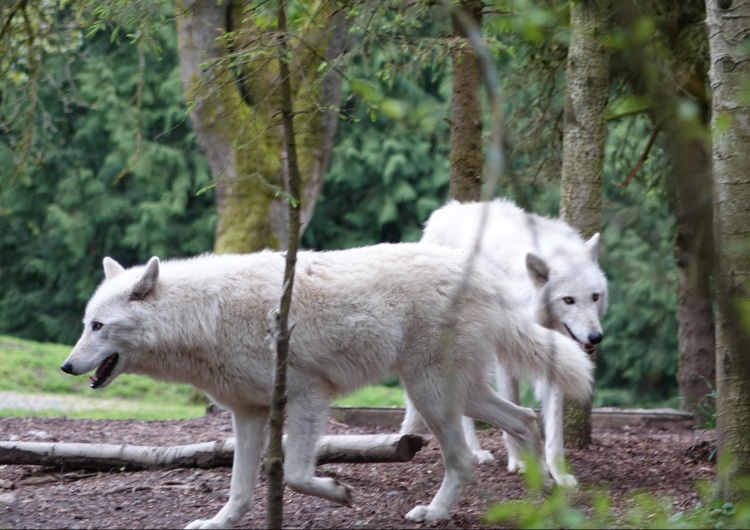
[449,0,484,202]
[706,0,750,501]
[560,0,611,449]
[265,2,302,527]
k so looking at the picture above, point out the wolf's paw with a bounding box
[288,476,354,507]
[507,457,526,474]
[335,479,355,507]
[541,471,555,494]
[473,449,495,465]
[551,469,578,488]
[405,505,450,522]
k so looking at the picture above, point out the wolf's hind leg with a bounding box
[185,407,269,529]
[284,392,353,506]
[402,379,474,522]
[464,384,553,493]
[462,415,495,464]
[495,366,525,473]
[400,390,431,435]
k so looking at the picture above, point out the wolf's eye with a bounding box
[92,321,103,331]
[592,293,600,302]
[563,296,575,305]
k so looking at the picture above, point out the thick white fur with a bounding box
[62,243,593,528]
[401,199,608,487]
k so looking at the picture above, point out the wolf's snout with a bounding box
[588,331,603,345]
[61,362,74,374]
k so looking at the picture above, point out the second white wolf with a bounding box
[401,199,608,487]
[61,243,593,527]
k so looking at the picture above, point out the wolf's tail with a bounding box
[496,321,594,404]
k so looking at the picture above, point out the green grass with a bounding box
[333,384,405,407]
[0,404,204,420]
[0,334,403,419]
[0,335,206,419]
[4,333,672,420]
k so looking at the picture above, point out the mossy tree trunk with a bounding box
[560,0,611,449]
[448,0,483,202]
[706,0,750,501]
[175,0,346,253]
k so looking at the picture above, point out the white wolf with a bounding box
[61,243,593,528]
[401,199,608,487]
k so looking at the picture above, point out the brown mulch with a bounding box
[0,412,715,529]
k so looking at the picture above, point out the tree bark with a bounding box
[611,0,717,427]
[706,0,750,501]
[560,0,611,449]
[448,0,484,202]
[0,435,427,470]
[174,0,346,253]
[665,120,715,423]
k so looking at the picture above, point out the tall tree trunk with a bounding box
[174,0,346,253]
[666,119,715,423]
[448,0,483,202]
[706,0,750,501]
[560,0,611,449]
[609,1,716,426]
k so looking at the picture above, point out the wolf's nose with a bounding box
[588,332,603,345]
[60,362,74,374]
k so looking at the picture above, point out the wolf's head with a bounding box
[60,256,160,389]
[526,233,608,355]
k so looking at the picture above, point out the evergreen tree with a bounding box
[0,7,215,345]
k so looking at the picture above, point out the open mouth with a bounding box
[89,353,119,389]
[563,324,597,355]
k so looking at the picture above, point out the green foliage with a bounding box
[0,334,202,419]
[0,5,215,345]
[302,21,452,249]
[485,469,750,529]
[596,115,679,406]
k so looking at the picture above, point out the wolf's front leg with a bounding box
[403,390,474,522]
[186,408,269,529]
[538,382,578,487]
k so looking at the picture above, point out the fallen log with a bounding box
[0,434,426,471]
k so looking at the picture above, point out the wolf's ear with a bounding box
[526,253,550,289]
[131,257,160,300]
[103,257,125,279]
[584,233,600,262]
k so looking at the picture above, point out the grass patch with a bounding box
[0,334,404,419]
[0,334,201,418]
[333,385,405,407]
[0,403,204,421]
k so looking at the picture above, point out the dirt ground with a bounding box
[0,411,715,529]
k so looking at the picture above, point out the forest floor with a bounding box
[0,411,715,529]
